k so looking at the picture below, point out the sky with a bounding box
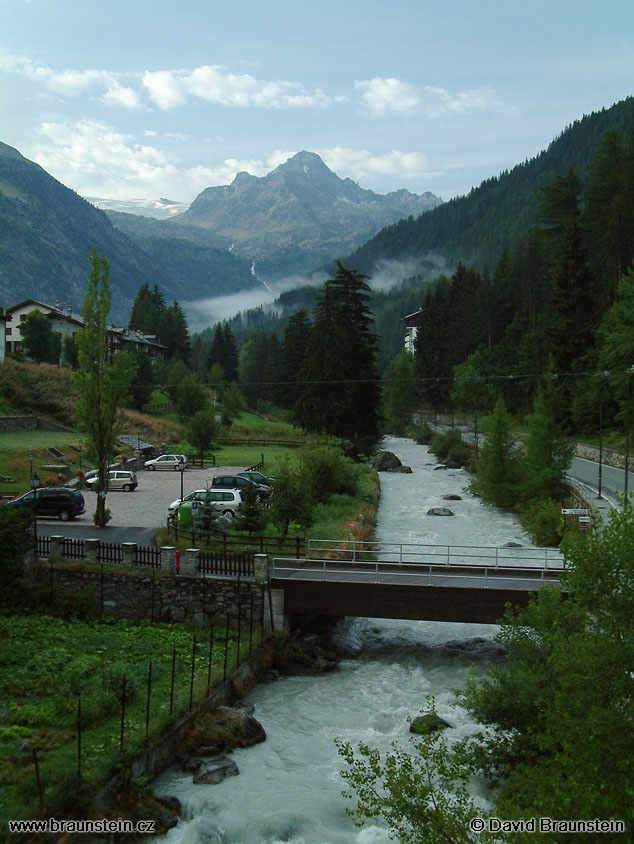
[1,0,633,207]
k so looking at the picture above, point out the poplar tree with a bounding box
[75,248,133,527]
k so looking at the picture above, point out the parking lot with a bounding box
[40,464,247,530]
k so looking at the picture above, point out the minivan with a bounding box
[11,487,85,521]
[211,475,272,499]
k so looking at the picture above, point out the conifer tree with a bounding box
[279,309,311,409]
[296,264,381,454]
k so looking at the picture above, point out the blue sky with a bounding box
[1,0,633,204]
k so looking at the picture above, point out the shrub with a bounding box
[299,445,359,503]
[413,421,434,444]
[519,498,563,546]
[429,429,467,463]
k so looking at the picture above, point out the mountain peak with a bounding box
[275,151,332,177]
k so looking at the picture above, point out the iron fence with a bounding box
[199,551,253,577]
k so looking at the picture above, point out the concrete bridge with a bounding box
[269,540,566,626]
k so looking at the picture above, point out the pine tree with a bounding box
[279,310,311,409]
[383,349,419,435]
[296,264,381,454]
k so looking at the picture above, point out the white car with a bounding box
[145,454,188,471]
[167,488,243,520]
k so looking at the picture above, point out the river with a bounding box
[152,436,531,844]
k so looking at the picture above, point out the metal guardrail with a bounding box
[306,538,565,569]
[270,557,563,589]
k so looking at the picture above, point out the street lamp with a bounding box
[29,452,34,482]
[31,472,40,558]
[624,366,634,506]
[78,440,83,472]
[137,429,141,452]
[597,372,609,499]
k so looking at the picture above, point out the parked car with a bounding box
[237,470,276,487]
[11,487,85,521]
[145,454,188,471]
[86,470,138,492]
[211,474,272,499]
[170,489,244,524]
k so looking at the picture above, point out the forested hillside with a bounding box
[344,97,634,274]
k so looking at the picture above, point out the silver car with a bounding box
[145,454,188,471]
[86,469,138,491]
[167,488,243,521]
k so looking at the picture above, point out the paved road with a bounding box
[36,464,246,545]
[569,456,630,502]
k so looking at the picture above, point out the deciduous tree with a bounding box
[75,248,133,527]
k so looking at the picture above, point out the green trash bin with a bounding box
[176,500,194,529]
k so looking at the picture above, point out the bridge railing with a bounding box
[270,557,564,589]
[306,539,565,570]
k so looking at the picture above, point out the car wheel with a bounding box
[223,509,235,517]
[58,510,70,521]
[174,465,180,471]
[148,464,155,471]
[123,484,132,491]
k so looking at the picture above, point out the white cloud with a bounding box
[355,77,419,117]
[421,85,505,117]
[143,64,331,110]
[318,147,430,183]
[355,76,506,119]
[101,81,140,109]
[141,70,186,109]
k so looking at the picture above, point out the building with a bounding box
[3,299,166,361]
[0,309,7,364]
[403,308,425,354]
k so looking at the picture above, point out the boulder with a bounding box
[433,465,448,470]
[372,451,411,472]
[214,706,267,747]
[442,494,462,500]
[193,754,239,784]
[427,507,454,516]
[410,713,451,735]
[501,541,523,548]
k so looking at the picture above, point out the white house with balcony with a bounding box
[403,308,425,354]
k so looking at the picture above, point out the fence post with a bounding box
[119,676,127,753]
[160,546,176,573]
[77,695,82,787]
[254,553,268,584]
[169,648,176,715]
[207,624,214,695]
[50,535,64,563]
[249,592,254,657]
[181,548,200,577]
[85,538,100,564]
[189,636,196,711]
[223,615,230,682]
[145,661,152,741]
[122,542,137,568]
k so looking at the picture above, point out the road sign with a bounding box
[191,500,199,511]
[578,516,592,524]
[561,508,592,515]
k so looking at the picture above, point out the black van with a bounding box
[12,487,85,521]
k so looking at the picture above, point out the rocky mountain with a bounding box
[168,151,442,278]
[0,141,256,321]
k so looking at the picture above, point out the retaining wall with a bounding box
[34,562,265,627]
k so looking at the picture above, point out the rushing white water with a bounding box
[152,437,531,844]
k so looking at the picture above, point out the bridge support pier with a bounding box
[266,588,288,633]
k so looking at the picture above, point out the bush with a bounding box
[413,420,434,444]
[299,445,359,503]
[429,429,470,466]
[518,498,563,546]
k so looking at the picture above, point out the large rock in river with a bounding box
[427,507,454,516]
[373,451,412,472]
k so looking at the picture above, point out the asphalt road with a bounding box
[37,464,246,546]
[569,456,630,502]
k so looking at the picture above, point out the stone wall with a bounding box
[35,563,266,627]
[0,415,76,433]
